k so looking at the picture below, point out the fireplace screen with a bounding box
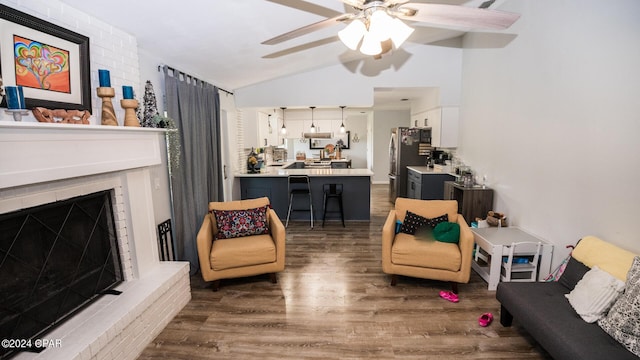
[0,190,123,358]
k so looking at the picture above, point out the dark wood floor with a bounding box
[138,185,550,359]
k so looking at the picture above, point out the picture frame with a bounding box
[0,4,91,111]
[309,131,350,150]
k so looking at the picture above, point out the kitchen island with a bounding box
[406,166,456,200]
[237,163,373,221]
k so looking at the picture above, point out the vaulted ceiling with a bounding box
[58,0,489,93]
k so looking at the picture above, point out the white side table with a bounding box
[471,227,554,290]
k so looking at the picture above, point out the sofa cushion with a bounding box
[558,256,591,291]
[210,234,276,271]
[213,206,269,239]
[598,256,640,357]
[391,231,461,271]
[565,266,625,323]
[497,281,638,360]
[572,236,637,282]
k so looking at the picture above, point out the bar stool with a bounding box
[322,183,345,227]
[286,175,313,228]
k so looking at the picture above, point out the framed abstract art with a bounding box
[0,5,91,111]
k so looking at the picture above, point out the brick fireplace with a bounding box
[0,122,190,360]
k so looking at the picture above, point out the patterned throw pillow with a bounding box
[598,256,640,356]
[428,214,449,229]
[400,212,449,235]
[213,206,270,240]
[400,211,429,235]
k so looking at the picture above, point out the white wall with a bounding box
[344,113,368,169]
[372,110,410,183]
[458,0,640,267]
[234,45,463,108]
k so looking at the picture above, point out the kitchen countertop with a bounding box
[407,166,455,176]
[236,161,372,177]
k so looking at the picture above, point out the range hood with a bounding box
[303,132,332,139]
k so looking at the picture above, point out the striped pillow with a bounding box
[565,265,625,323]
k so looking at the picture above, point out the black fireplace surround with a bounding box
[0,190,123,358]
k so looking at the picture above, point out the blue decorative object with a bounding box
[98,69,111,87]
[122,85,134,99]
[5,86,25,109]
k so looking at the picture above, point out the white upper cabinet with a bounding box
[313,119,333,134]
[284,120,304,140]
[410,111,430,128]
[425,106,459,148]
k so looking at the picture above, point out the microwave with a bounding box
[418,128,432,145]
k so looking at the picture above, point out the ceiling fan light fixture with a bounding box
[368,9,393,42]
[360,31,382,56]
[338,19,366,50]
[389,18,414,48]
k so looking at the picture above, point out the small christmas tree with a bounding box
[141,80,160,128]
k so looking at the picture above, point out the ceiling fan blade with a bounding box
[262,13,353,45]
[397,3,520,30]
[266,0,343,18]
[262,36,339,59]
[373,39,394,60]
[341,0,409,8]
[340,0,364,8]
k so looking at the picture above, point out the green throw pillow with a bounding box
[433,222,460,244]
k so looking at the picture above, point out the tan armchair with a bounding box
[196,197,285,291]
[382,198,474,293]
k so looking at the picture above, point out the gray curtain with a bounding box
[163,66,223,274]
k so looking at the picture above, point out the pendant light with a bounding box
[339,105,346,133]
[280,107,287,134]
[309,106,316,133]
[268,114,273,134]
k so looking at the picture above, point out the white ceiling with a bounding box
[57,0,489,109]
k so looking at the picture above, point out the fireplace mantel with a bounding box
[0,122,168,190]
[0,121,190,360]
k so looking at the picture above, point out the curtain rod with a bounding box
[157,65,233,96]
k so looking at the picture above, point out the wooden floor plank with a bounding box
[137,184,550,359]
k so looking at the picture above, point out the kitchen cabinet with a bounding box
[410,111,430,128]
[407,168,455,200]
[407,168,421,199]
[444,181,493,225]
[284,120,304,139]
[315,119,329,133]
[425,106,459,148]
[239,173,372,221]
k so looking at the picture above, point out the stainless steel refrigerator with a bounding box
[388,127,428,203]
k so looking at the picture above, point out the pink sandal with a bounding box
[439,290,459,303]
[479,313,493,327]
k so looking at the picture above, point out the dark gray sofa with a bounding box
[496,256,637,360]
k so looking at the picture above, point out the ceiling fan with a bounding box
[262,0,520,58]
